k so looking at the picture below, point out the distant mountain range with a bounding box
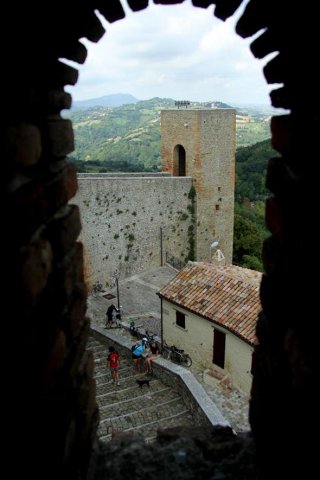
[72,93,281,115]
[72,93,236,111]
[72,93,139,110]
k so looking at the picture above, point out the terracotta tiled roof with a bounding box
[158,262,262,346]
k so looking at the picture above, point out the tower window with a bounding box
[173,144,186,176]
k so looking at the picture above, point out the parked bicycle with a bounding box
[92,280,103,295]
[105,309,122,329]
[161,342,192,368]
[144,330,156,346]
[129,319,143,339]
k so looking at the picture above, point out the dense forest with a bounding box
[67,99,277,271]
[233,139,278,270]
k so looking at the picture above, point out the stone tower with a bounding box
[161,108,236,264]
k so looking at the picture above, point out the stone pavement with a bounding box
[88,336,194,443]
[87,265,250,433]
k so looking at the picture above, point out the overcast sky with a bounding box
[65,0,277,106]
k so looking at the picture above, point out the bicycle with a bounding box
[129,320,143,339]
[105,314,121,329]
[105,306,122,328]
[161,342,192,368]
[144,330,156,346]
[92,281,103,295]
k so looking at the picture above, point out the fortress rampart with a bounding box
[75,109,235,288]
[75,174,193,286]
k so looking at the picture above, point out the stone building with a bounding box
[158,262,261,396]
[75,108,235,288]
[161,109,235,263]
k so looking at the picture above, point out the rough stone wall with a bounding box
[75,174,193,287]
[75,108,236,288]
[4,2,105,479]
[161,109,236,264]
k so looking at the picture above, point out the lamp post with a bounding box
[210,240,219,262]
[210,240,225,265]
[112,270,120,310]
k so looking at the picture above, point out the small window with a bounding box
[176,311,185,329]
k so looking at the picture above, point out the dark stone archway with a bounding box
[4,1,318,479]
[173,144,186,176]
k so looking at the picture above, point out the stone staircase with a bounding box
[88,336,194,443]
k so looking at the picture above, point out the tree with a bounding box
[233,214,263,270]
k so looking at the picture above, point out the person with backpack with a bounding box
[107,346,120,385]
[131,338,148,373]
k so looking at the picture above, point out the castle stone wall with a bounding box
[74,174,193,287]
[75,109,235,287]
[161,109,236,263]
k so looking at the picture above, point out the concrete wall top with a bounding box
[77,173,171,179]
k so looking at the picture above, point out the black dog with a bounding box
[136,379,150,388]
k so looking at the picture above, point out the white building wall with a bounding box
[225,332,253,395]
[162,299,253,395]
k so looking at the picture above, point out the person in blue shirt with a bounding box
[132,338,147,373]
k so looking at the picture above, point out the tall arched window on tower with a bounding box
[173,144,186,176]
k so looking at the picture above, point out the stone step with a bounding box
[96,379,168,404]
[99,405,194,442]
[87,334,194,444]
[98,385,179,414]
[98,395,189,436]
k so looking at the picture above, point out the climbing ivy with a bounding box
[186,185,196,261]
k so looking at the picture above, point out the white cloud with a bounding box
[65,0,273,105]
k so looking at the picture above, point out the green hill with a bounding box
[66,98,274,178]
[235,139,278,202]
[67,100,278,272]
[73,93,138,109]
[67,98,175,171]
[66,97,241,172]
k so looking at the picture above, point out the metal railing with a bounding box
[165,252,186,271]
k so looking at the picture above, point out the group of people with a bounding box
[107,337,161,385]
[131,337,160,374]
[105,303,161,383]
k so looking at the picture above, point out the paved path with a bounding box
[87,265,250,433]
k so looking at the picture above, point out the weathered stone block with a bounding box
[45,204,82,257]
[127,0,149,12]
[6,122,41,166]
[97,0,125,22]
[41,118,74,158]
[21,238,53,301]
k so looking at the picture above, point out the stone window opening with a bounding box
[176,310,186,329]
[173,144,186,176]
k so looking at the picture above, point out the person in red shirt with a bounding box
[107,346,120,386]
